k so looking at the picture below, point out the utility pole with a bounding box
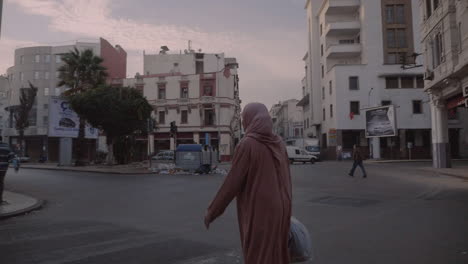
[215,54,221,162]
[0,0,3,38]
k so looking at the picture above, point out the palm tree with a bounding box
[57,48,108,166]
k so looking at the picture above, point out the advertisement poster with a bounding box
[365,105,397,138]
[48,96,98,138]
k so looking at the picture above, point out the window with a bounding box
[426,0,432,18]
[320,24,323,35]
[395,5,405,24]
[329,80,332,95]
[433,0,439,10]
[44,88,49,96]
[35,55,40,63]
[385,5,394,24]
[322,87,325,99]
[20,72,24,81]
[349,76,359,90]
[181,110,188,124]
[459,23,463,53]
[412,100,422,114]
[43,116,48,126]
[34,71,40,80]
[330,104,333,118]
[339,39,354,44]
[55,88,61,96]
[387,29,407,48]
[158,84,166,99]
[321,44,324,56]
[322,108,326,121]
[434,32,444,67]
[196,61,204,74]
[158,111,165,124]
[44,72,50,80]
[55,55,62,63]
[204,109,215,126]
[20,55,24,64]
[321,65,324,78]
[382,100,392,106]
[203,85,213,96]
[416,75,424,88]
[295,128,300,137]
[350,101,360,115]
[401,76,414,88]
[386,77,399,89]
[44,104,48,110]
[56,71,60,78]
[387,30,396,48]
[45,55,50,63]
[180,85,189,98]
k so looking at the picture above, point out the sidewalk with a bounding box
[421,166,468,180]
[20,162,233,175]
[21,163,152,174]
[0,191,44,219]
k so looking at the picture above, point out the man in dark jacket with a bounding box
[0,143,13,203]
[349,144,367,178]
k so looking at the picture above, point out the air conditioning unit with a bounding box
[424,70,434,80]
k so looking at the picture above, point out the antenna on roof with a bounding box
[160,46,169,54]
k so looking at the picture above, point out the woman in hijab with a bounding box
[204,102,292,264]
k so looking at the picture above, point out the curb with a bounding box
[0,198,45,220]
[20,166,151,175]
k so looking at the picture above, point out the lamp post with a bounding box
[215,54,221,162]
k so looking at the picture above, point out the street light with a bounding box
[215,54,221,162]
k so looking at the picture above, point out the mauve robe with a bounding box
[206,103,292,264]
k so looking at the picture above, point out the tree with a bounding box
[11,82,38,156]
[68,86,153,164]
[57,48,108,166]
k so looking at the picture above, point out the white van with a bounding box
[286,146,317,164]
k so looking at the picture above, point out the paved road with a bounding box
[1,161,468,264]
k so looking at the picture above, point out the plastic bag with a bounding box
[289,216,313,263]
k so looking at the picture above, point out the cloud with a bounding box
[6,0,306,108]
[0,38,40,75]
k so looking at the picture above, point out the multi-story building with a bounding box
[122,50,241,161]
[304,0,433,160]
[270,99,304,143]
[1,38,127,162]
[419,0,468,168]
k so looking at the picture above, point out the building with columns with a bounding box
[122,49,241,161]
[303,0,436,160]
[419,0,468,168]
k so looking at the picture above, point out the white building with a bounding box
[122,49,241,161]
[270,99,304,143]
[304,0,433,160]
[419,0,468,168]
[1,38,127,162]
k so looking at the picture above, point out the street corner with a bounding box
[0,191,44,220]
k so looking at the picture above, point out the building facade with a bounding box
[270,99,304,143]
[122,50,241,161]
[304,0,435,160]
[1,38,127,162]
[419,0,468,168]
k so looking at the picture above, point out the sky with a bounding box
[0,0,307,109]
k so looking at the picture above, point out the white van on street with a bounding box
[286,146,317,164]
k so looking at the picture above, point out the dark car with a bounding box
[59,118,76,128]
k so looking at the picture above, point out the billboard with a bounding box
[365,105,397,138]
[48,96,98,138]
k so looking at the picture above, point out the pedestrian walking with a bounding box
[204,102,292,264]
[349,144,367,178]
[12,155,20,173]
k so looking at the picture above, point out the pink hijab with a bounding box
[242,102,285,167]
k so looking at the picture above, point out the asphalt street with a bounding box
[1,161,468,264]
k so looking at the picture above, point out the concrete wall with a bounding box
[100,38,127,80]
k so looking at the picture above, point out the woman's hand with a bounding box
[204,210,211,230]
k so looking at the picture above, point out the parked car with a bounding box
[286,146,317,164]
[151,150,174,161]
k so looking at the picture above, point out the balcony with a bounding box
[326,43,361,59]
[325,0,360,15]
[325,21,360,37]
